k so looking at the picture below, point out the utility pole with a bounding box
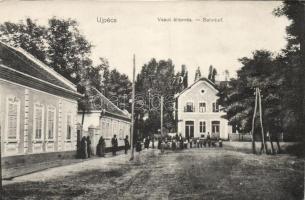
[251,88,258,154]
[251,88,267,154]
[0,124,2,196]
[258,89,267,154]
[161,96,163,137]
[130,54,136,161]
[160,96,164,153]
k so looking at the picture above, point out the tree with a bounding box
[47,18,92,85]
[194,66,202,82]
[174,64,188,93]
[208,65,217,83]
[224,70,230,81]
[106,69,132,111]
[274,1,305,142]
[0,17,93,86]
[0,18,97,119]
[218,50,285,153]
[181,64,188,89]
[135,58,177,139]
[0,18,47,62]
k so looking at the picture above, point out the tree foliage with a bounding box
[194,66,202,82]
[0,18,132,116]
[134,58,182,139]
[208,65,217,83]
[219,2,305,142]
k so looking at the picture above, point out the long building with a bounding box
[78,92,131,152]
[0,41,82,160]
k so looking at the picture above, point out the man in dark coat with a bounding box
[124,135,130,154]
[111,134,118,156]
[86,136,92,158]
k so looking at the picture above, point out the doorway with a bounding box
[185,121,194,138]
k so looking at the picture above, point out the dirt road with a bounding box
[3,148,304,200]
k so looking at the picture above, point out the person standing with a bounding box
[179,134,183,149]
[111,134,118,156]
[124,135,130,154]
[80,136,88,159]
[86,136,92,158]
[219,138,223,147]
[97,136,106,157]
[207,132,211,147]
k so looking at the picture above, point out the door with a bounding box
[185,121,194,138]
[211,121,220,138]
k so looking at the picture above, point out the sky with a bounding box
[0,1,290,83]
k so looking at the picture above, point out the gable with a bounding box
[177,78,218,100]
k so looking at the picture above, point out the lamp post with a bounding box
[130,54,136,161]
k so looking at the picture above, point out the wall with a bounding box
[177,81,231,139]
[77,113,131,155]
[0,79,78,157]
[77,112,100,132]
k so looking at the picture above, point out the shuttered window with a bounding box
[7,98,19,140]
[34,105,44,140]
[47,107,55,139]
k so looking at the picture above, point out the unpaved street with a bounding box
[3,148,304,200]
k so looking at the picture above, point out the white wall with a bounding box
[177,80,231,139]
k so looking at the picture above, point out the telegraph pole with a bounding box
[0,124,2,195]
[160,96,164,153]
[160,96,163,137]
[258,89,267,153]
[130,54,136,161]
[251,88,258,154]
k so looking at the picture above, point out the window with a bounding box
[200,89,205,94]
[199,121,206,133]
[7,97,20,140]
[34,104,44,140]
[211,121,220,134]
[199,102,206,112]
[47,107,56,140]
[184,102,194,112]
[212,102,219,112]
[66,114,72,140]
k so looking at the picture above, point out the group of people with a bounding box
[79,136,92,159]
[156,133,223,150]
[78,134,130,159]
[111,134,130,155]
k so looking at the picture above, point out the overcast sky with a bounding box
[0,1,289,82]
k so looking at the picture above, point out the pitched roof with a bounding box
[175,77,218,98]
[84,90,131,121]
[0,41,77,92]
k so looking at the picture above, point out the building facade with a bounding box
[0,42,82,157]
[78,92,131,152]
[176,78,232,139]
